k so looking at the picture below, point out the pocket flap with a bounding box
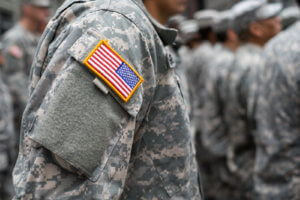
[68,28,143,117]
[30,60,130,182]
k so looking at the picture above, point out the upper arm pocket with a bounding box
[29,59,131,181]
[68,28,143,117]
[28,28,145,181]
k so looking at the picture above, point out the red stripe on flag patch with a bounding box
[83,40,144,102]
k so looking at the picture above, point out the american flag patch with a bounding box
[83,40,144,102]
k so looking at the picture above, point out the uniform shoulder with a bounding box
[263,22,300,78]
[41,0,155,62]
[265,21,300,56]
[105,0,157,40]
[61,1,156,60]
[56,0,155,41]
[32,0,157,113]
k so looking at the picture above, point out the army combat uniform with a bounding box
[187,42,215,119]
[187,42,221,200]
[2,23,40,135]
[0,76,15,200]
[255,21,300,200]
[167,45,191,116]
[225,43,264,199]
[200,45,234,167]
[13,0,202,199]
[223,1,283,199]
[199,45,243,200]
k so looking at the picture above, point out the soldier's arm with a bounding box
[14,11,155,199]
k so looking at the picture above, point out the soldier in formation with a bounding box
[187,10,219,127]
[1,0,50,155]
[0,1,50,199]
[12,0,202,199]
[0,43,15,200]
[198,9,240,200]
[224,1,282,199]
[255,0,300,198]
[0,0,297,199]
[175,0,298,199]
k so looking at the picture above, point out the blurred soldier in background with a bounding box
[187,9,219,132]
[255,0,300,199]
[225,0,282,199]
[0,43,15,200]
[178,19,201,116]
[1,0,50,157]
[198,9,240,200]
[194,9,218,47]
[179,19,201,51]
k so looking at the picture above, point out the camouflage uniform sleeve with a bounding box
[225,49,262,191]
[13,10,156,199]
[255,24,300,199]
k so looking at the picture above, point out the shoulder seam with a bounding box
[86,7,149,40]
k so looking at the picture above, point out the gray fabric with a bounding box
[255,21,300,200]
[13,0,202,199]
[68,28,143,117]
[30,59,128,180]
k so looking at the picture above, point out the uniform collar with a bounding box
[131,0,177,46]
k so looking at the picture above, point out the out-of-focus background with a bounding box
[185,0,296,16]
[0,0,296,34]
[0,0,299,199]
[0,0,64,35]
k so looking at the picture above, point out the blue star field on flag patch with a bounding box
[116,62,140,89]
[83,40,144,102]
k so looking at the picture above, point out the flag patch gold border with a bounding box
[83,40,144,102]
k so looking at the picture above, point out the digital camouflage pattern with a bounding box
[255,21,300,200]
[2,23,40,136]
[187,43,226,200]
[188,43,235,200]
[178,45,198,137]
[0,75,15,200]
[167,44,192,116]
[13,0,202,199]
[197,45,243,200]
[225,43,264,199]
[187,41,216,125]
[199,44,234,156]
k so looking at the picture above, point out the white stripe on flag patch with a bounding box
[83,40,143,102]
[91,49,132,93]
